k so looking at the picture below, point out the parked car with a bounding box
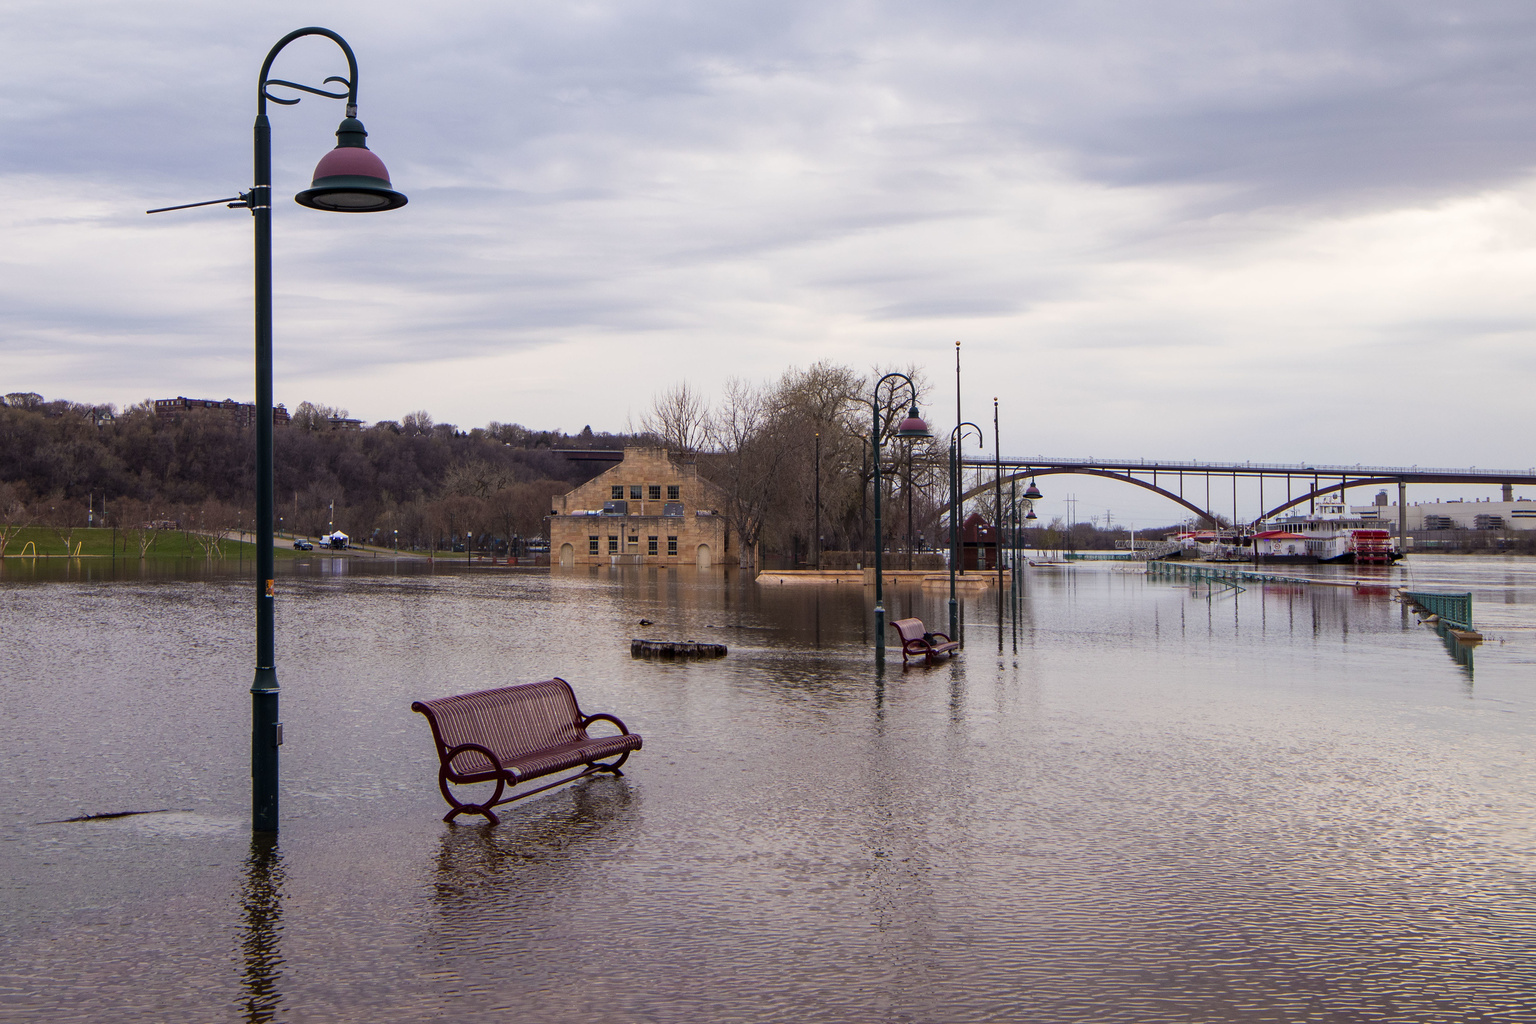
[293,539,313,550]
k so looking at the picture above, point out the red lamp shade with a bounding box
[895,404,932,439]
[296,117,408,212]
[1024,479,1042,500]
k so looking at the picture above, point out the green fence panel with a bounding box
[1405,591,1473,630]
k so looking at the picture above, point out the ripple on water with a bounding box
[2,560,1534,1022]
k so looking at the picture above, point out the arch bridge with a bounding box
[950,455,1536,537]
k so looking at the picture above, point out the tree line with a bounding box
[0,391,633,552]
[5,372,1136,566]
[638,362,952,567]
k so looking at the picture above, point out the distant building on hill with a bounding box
[154,396,291,427]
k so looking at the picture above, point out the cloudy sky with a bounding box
[3,2,1534,524]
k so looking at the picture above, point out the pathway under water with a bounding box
[1,555,1532,1022]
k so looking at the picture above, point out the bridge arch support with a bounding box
[948,468,1219,525]
[1259,478,1401,522]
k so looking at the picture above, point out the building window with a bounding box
[608,535,618,554]
[611,485,624,500]
[649,485,661,500]
[648,536,658,555]
[630,485,642,500]
[588,535,599,555]
[667,485,679,500]
[629,534,639,548]
[667,535,677,556]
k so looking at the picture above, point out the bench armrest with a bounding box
[926,631,953,645]
[579,712,631,736]
[442,741,507,778]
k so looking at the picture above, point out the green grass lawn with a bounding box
[0,526,269,560]
[0,526,442,560]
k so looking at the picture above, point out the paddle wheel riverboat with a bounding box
[1268,495,1399,564]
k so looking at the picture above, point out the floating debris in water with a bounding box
[39,808,182,824]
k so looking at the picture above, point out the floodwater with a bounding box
[1,555,1533,1022]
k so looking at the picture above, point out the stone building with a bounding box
[548,447,734,567]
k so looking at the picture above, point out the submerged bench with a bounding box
[892,618,961,666]
[412,678,642,825]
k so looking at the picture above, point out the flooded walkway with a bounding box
[2,556,1533,1021]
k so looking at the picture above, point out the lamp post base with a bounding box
[251,672,280,833]
[874,603,886,670]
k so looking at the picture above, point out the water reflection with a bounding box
[5,555,1533,1022]
[429,778,639,964]
[237,834,285,1023]
[1430,620,1477,678]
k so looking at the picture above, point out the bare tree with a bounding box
[640,381,712,455]
[0,481,30,557]
[707,377,794,568]
[41,492,84,556]
[760,362,864,561]
[111,497,164,557]
[442,460,511,499]
[187,499,237,560]
[290,401,348,431]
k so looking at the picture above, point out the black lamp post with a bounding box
[995,398,1004,638]
[869,373,931,667]
[150,27,407,833]
[814,432,821,570]
[948,421,983,642]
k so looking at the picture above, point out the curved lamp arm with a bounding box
[258,27,360,116]
[949,421,983,450]
[870,371,919,447]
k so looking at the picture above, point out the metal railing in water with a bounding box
[1404,591,1474,630]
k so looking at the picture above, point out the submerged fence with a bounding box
[1403,591,1474,631]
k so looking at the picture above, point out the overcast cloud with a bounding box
[3,1,1534,524]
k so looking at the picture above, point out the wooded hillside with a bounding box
[0,392,632,549]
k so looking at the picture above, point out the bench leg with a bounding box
[590,749,631,776]
[444,804,500,826]
[439,766,506,826]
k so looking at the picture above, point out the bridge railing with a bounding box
[971,456,1536,479]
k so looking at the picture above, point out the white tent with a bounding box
[323,530,350,549]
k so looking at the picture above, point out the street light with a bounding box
[814,432,821,570]
[868,373,931,667]
[947,421,983,642]
[149,27,407,833]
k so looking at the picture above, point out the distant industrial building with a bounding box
[154,396,291,428]
[1349,491,1536,531]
